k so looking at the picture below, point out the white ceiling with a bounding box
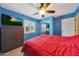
[0,3,79,19]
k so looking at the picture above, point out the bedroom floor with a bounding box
[0,47,23,56]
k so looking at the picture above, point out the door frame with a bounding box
[61,17,76,36]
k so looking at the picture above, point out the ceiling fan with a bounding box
[33,3,56,18]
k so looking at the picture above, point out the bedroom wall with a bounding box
[1,6,79,40]
[75,7,79,16]
[24,21,45,40]
[54,6,79,35]
[41,16,54,35]
[0,7,44,41]
[41,17,50,23]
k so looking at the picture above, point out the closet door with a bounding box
[61,17,75,36]
[76,15,79,35]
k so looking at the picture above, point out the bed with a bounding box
[21,34,79,56]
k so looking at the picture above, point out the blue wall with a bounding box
[75,6,79,16]
[0,6,79,40]
[49,17,54,35]
[24,21,45,40]
[0,7,45,41]
[41,16,55,35]
[40,6,79,36]
[41,16,51,23]
[54,7,79,35]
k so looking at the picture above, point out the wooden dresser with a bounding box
[0,26,24,53]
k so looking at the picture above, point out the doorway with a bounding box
[61,17,75,36]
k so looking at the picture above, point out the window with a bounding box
[24,20,36,33]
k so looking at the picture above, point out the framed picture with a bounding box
[1,14,23,26]
[24,20,36,33]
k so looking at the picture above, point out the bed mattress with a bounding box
[21,34,79,56]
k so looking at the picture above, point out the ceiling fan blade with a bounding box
[33,12,39,15]
[46,10,55,13]
[44,3,51,9]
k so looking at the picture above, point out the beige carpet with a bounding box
[0,47,23,56]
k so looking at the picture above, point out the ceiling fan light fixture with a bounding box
[39,9,46,15]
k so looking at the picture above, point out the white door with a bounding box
[62,17,75,36]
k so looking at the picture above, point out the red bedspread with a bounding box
[21,34,79,56]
